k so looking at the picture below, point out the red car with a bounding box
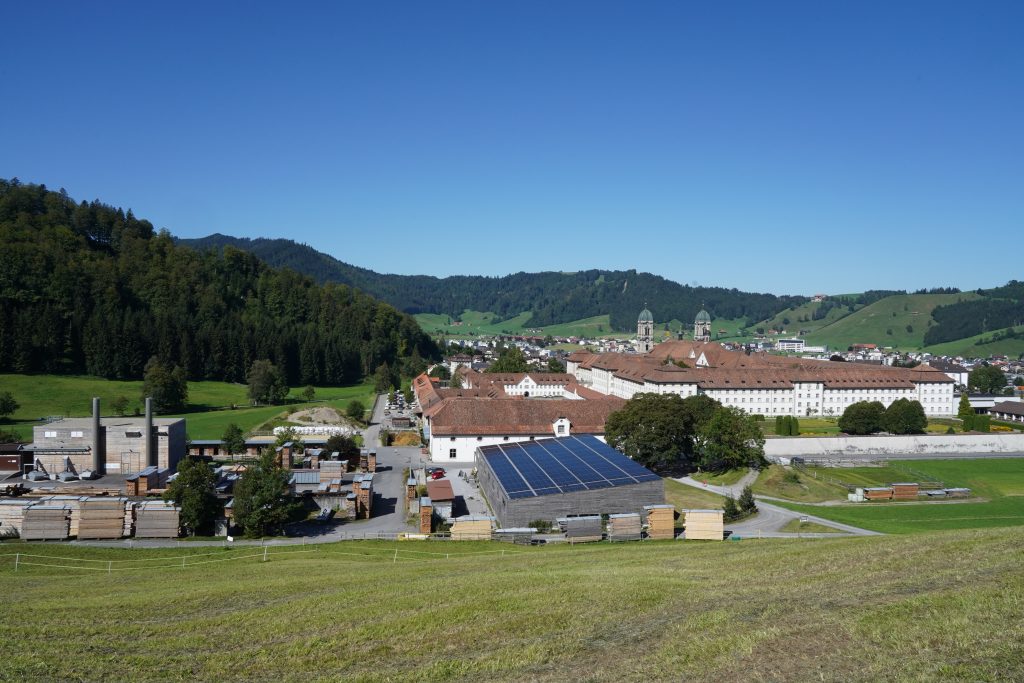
[429,469,446,480]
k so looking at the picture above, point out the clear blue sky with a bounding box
[3,2,1021,295]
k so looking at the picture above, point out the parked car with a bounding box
[429,469,446,480]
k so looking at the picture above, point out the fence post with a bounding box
[108,560,112,574]
[14,553,19,572]
[263,546,268,562]
[182,555,186,568]
[393,548,397,564]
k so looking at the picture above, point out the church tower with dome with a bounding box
[694,306,712,342]
[637,305,654,352]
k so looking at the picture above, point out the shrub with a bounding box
[783,470,802,484]
[529,519,554,533]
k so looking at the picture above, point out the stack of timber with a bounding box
[607,513,642,541]
[45,495,86,536]
[406,477,417,503]
[864,487,894,501]
[682,509,725,541]
[125,466,163,496]
[562,516,603,543]
[0,499,32,537]
[643,504,676,540]
[359,450,369,472]
[356,474,373,518]
[450,515,494,541]
[345,493,357,519]
[21,505,71,540]
[493,528,536,544]
[946,487,971,499]
[77,497,129,539]
[320,460,344,481]
[418,497,432,534]
[133,501,181,539]
[891,483,920,501]
[367,452,377,472]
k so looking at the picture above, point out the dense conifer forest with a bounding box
[0,180,437,385]
[181,234,807,330]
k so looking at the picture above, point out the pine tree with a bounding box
[738,485,757,514]
[957,392,973,420]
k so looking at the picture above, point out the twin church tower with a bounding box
[636,305,711,352]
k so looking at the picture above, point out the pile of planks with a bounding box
[607,513,642,541]
[682,509,724,541]
[358,450,369,472]
[345,493,357,519]
[133,501,180,538]
[643,504,676,540]
[450,515,494,540]
[563,516,603,543]
[78,497,129,539]
[354,474,373,518]
[891,483,920,501]
[418,497,433,533]
[0,499,32,538]
[125,467,168,496]
[21,504,71,540]
[864,487,893,501]
[320,460,344,481]
[367,451,377,472]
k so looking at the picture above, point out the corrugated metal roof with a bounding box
[290,471,321,485]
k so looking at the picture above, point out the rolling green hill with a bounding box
[756,299,852,337]
[924,325,1024,358]
[801,293,981,350]
[2,530,1023,681]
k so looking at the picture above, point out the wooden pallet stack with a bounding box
[45,495,87,536]
[418,497,433,533]
[643,504,676,540]
[0,499,32,538]
[78,497,129,539]
[682,509,724,541]
[607,513,642,541]
[864,487,893,501]
[450,515,494,540]
[891,483,920,501]
[564,516,603,543]
[133,501,180,538]
[21,504,71,540]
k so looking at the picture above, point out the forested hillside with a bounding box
[0,180,437,385]
[181,234,805,330]
[924,282,1024,345]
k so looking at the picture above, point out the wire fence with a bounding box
[0,542,532,575]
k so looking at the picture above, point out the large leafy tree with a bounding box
[0,391,19,419]
[221,423,246,455]
[695,406,766,471]
[969,365,1007,394]
[142,357,188,412]
[882,399,927,435]
[163,457,220,536]
[838,401,885,435]
[247,359,288,405]
[486,347,530,373]
[231,448,297,537]
[605,393,723,473]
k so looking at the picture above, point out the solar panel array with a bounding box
[480,435,661,499]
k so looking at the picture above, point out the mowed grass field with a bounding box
[2,530,1024,682]
[774,458,1024,534]
[416,310,617,339]
[0,374,375,440]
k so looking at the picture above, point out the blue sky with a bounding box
[3,2,1021,295]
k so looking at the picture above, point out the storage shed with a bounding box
[890,483,920,501]
[475,435,664,528]
[426,479,456,520]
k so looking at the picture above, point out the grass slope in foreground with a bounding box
[2,530,1024,682]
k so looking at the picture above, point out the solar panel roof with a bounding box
[479,435,661,499]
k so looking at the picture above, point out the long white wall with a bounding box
[764,433,1024,458]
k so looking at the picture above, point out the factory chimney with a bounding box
[145,397,156,468]
[91,397,103,474]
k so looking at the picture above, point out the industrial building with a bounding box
[23,397,186,477]
[475,435,664,527]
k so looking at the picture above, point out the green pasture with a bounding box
[2,530,1024,681]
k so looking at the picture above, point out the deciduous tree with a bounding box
[231,449,297,537]
[696,406,766,471]
[838,401,885,435]
[142,357,188,412]
[969,364,1007,394]
[247,359,288,405]
[221,423,246,455]
[163,457,220,536]
[882,398,927,435]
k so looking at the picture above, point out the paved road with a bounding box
[673,470,881,537]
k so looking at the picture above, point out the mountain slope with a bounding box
[179,234,805,331]
[0,181,437,385]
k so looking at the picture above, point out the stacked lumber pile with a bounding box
[682,509,724,541]
[358,450,369,472]
[320,460,343,481]
[418,497,433,533]
[607,513,642,541]
[564,516,603,543]
[406,477,417,504]
[356,474,373,518]
[0,499,32,537]
[450,515,494,541]
[367,452,377,472]
[125,466,162,496]
[21,505,71,540]
[133,501,180,538]
[864,487,893,501]
[493,528,536,544]
[78,497,128,539]
[46,495,86,536]
[345,493,357,519]
[946,487,971,498]
[643,504,676,540]
[891,483,920,501]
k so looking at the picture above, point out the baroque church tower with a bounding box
[637,305,654,352]
[694,305,712,342]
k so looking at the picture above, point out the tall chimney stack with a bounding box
[92,397,103,474]
[145,397,156,468]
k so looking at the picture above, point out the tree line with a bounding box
[181,234,806,332]
[0,179,438,386]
